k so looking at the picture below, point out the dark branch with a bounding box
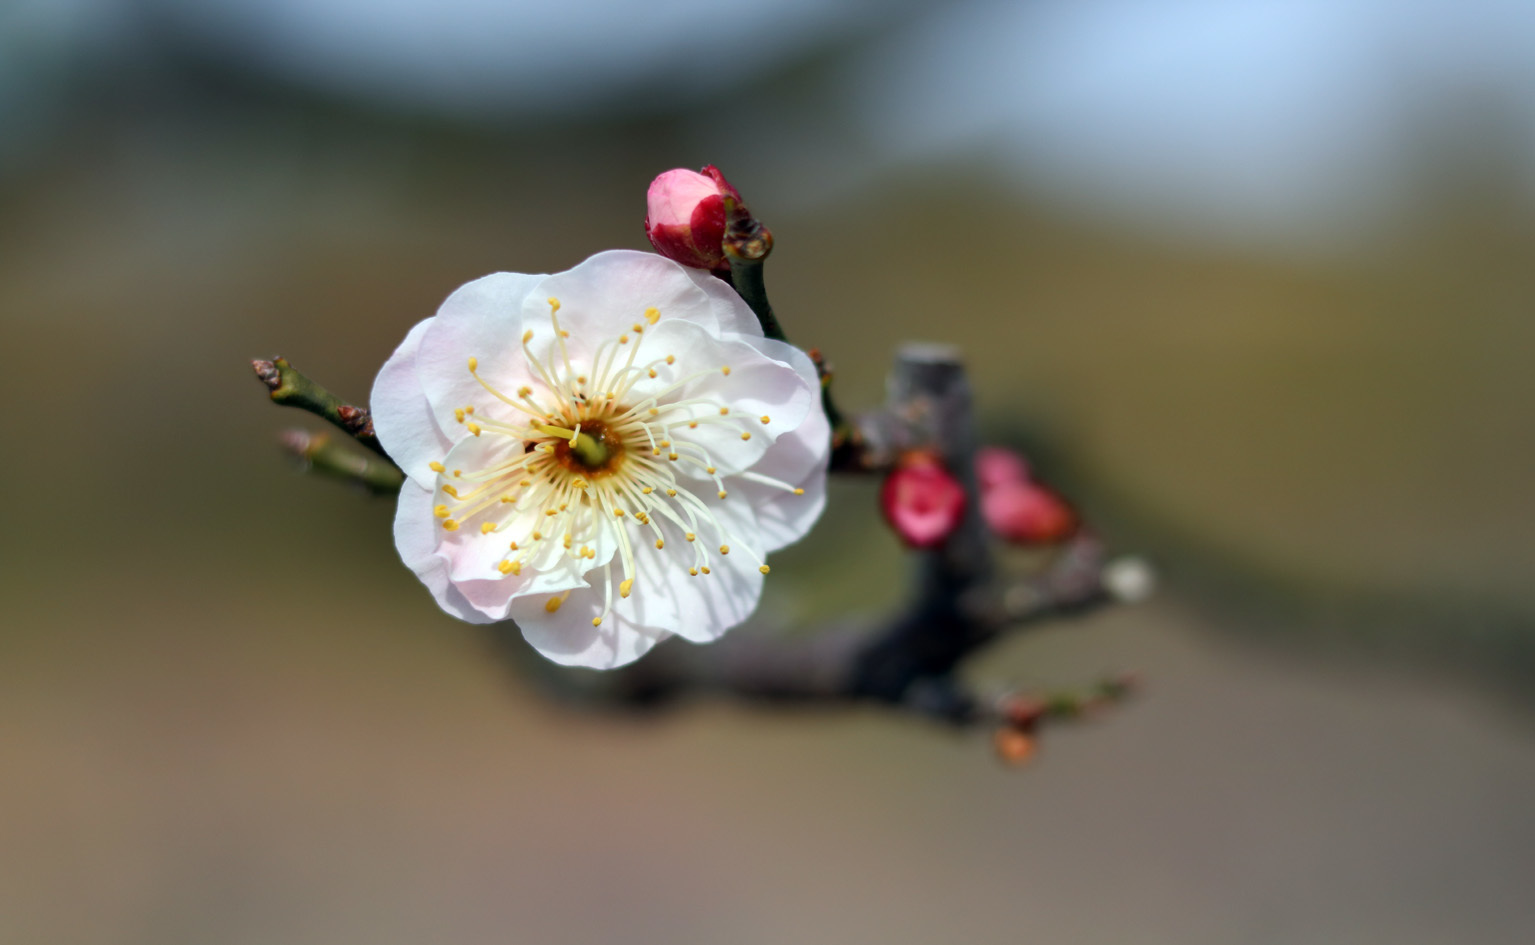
[597,529,1130,727]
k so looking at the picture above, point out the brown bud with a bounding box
[252,359,282,390]
[993,727,1037,766]
[1000,694,1048,731]
[336,404,375,438]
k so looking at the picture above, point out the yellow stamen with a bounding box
[759,565,770,574]
[443,519,459,531]
[619,579,633,599]
[644,307,660,324]
[433,504,450,518]
[480,522,496,535]
[429,461,446,473]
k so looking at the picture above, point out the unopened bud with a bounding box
[976,446,1031,490]
[999,694,1048,731]
[644,165,741,272]
[879,452,967,549]
[981,478,1076,544]
[993,727,1038,766]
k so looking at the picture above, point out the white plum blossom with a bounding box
[371,250,830,669]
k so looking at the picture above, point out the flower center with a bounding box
[545,419,621,473]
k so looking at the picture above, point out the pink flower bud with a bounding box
[644,166,741,272]
[880,453,967,549]
[976,446,1031,490]
[981,479,1076,544]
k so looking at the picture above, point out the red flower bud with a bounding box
[976,446,1031,490]
[644,166,741,272]
[880,453,967,549]
[981,478,1077,544]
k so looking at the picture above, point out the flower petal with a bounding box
[732,401,830,552]
[393,482,504,624]
[507,585,673,669]
[621,318,816,476]
[416,271,548,440]
[524,250,747,350]
[636,496,766,643]
[676,262,763,338]
[371,317,455,486]
[729,334,830,550]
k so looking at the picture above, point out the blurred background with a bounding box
[4,0,1535,942]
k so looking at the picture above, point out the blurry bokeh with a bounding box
[4,1,1535,942]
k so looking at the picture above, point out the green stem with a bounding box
[281,430,404,494]
[721,195,786,342]
[252,357,391,458]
